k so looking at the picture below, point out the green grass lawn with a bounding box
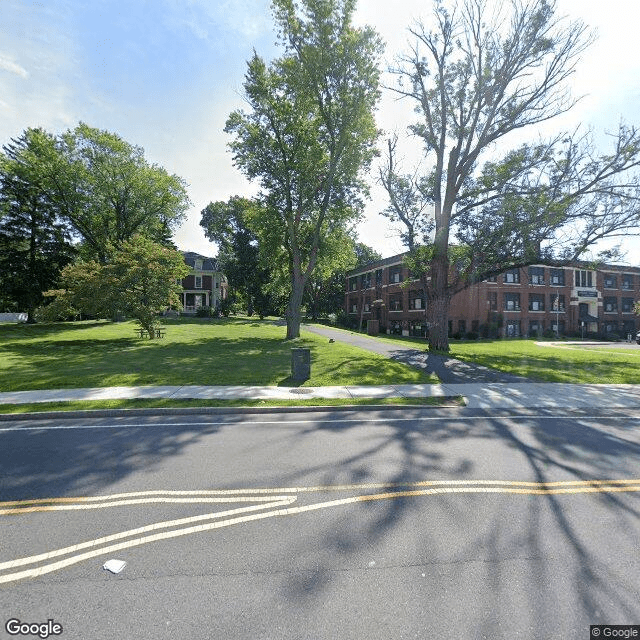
[450,339,640,383]
[320,327,640,384]
[0,396,463,414]
[0,318,437,392]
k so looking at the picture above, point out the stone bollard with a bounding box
[291,348,311,381]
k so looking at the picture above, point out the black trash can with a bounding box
[291,348,311,381]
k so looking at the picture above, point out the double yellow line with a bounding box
[1,479,639,585]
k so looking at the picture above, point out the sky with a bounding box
[1,0,640,263]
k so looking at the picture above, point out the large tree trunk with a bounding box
[427,253,451,351]
[285,273,305,340]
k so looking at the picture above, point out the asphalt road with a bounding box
[1,407,640,640]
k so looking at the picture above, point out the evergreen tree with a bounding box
[0,129,75,321]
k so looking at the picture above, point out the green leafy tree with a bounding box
[225,0,382,339]
[40,236,189,337]
[384,0,640,351]
[48,123,189,263]
[200,197,275,317]
[0,129,75,321]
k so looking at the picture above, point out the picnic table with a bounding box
[135,327,166,339]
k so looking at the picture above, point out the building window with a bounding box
[375,269,383,285]
[361,272,372,289]
[389,267,403,284]
[389,294,403,311]
[458,319,466,334]
[623,320,636,335]
[622,298,634,313]
[349,277,358,291]
[529,294,545,311]
[575,270,593,288]
[195,259,203,270]
[621,274,634,290]
[550,294,566,313]
[488,291,498,311]
[604,322,618,334]
[604,297,618,313]
[349,298,358,314]
[550,268,565,286]
[506,320,521,337]
[529,320,544,336]
[504,269,520,284]
[603,274,618,289]
[363,297,371,312]
[194,276,202,289]
[504,293,521,311]
[484,275,497,283]
[409,290,424,310]
[529,266,545,285]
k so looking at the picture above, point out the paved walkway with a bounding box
[1,382,640,410]
[303,324,530,383]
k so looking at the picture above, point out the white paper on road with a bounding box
[103,559,127,574]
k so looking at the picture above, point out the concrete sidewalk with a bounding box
[1,382,640,409]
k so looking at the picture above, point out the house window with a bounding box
[349,298,358,314]
[195,259,203,270]
[604,297,618,313]
[604,322,618,334]
[504,293,521,311]
[504,269,520,284]
[484,275,497,283]
[506,320,521,337]
[550,269,565,286]
[603,274,617,289]
[361,272,372,289]
[458,320,466,334]
[529,294,545,311]
[529,266,545,285]
[622,298,634,313]
[363,297,371,312]
[349,277,358,291]
[375,269,383,285]
[195,276,202,289]
[550,294,565,312]
[575,270,593,288]
[621,274,634,290]
[488,291,498,311]
[389,294,403,311]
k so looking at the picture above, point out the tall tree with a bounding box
[48,123,190,263]
[384,0,640,351]
[226,0,382,339]
[0,129,75,321]
[200,197,274,316]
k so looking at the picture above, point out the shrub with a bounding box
[464,331,479,340]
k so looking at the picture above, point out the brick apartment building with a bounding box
[345,252,640,339]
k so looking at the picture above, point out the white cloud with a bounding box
[0,54,28,78]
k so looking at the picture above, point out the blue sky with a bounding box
[1,0,640,261]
